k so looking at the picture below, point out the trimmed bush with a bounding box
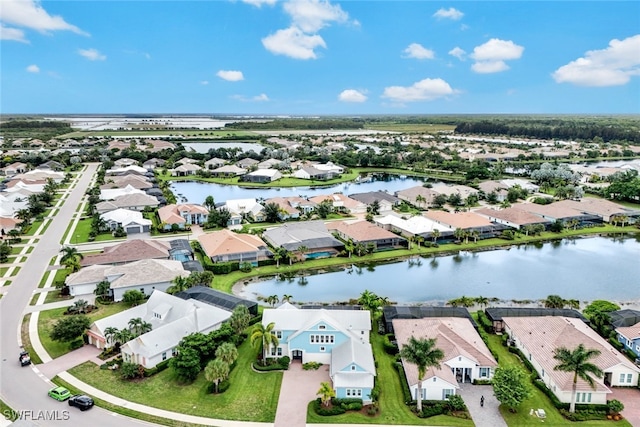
[383,334,399,355]
[218,379,231,393]
[303,361,322,370]
[393,362,413,403]
[312,398,346,416]
[69,338,84,350]
[253,362,285,372]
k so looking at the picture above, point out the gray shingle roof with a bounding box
[262,221,344,251]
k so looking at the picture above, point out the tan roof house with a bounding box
[197,229,272,263]
[158,203,209,229]
[504,316,640,405]
[81,239,170,267]
[395,186,439,208]
[309,193,367,214]
[1,162,28,177]
[393,317,498,401]
[331,220,405,250]
[475,207,551,230]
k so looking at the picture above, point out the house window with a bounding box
[620,373,626,383]
[347,389,362,397]
[319,325,326,330]
[172,348,177,356]
[351,365,356,371]
[541,369,545,377]
[276,331,282,339]
[433,377,437,382]
[479,368,489,378]
[162,352,167,361]
[277,347,282,356]
[271,347,276,356]
[320,346,326,352]
[443,389,454,399]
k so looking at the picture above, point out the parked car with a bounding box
[48,386,72,402]
[68,395,94,411]
[19,350,31,366]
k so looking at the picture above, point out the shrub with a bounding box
[120,362,142,379]
[383,334,398,355]
[303,361,322,370]
[419,403,446,418]
[312,398,346,416]
[607,399,624,414]
[446,394,467,411]
[473,379,492,385]
[69,338,84,350]
[278,356,290,369]
[476,310,493,333]
[393,362,413,403]
[218,379,231,393]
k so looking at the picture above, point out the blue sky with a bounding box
[2,0,639,115]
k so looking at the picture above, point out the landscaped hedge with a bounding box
[204,261,240,275]
[559,409,607,421]
[508,347,539,380]
[393,361,413,403]
[311,398,364,416]
[475,310,493,333]
[383,334,398,355]
[253,356,290,371]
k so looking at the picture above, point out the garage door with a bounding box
[126,226,141,234]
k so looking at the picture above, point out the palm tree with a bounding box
[415,235,425,248]
[431,229,440,244]
[399,336,445,413]
[453,228,464,243]
[317,381,336,407]
[205,359,230,393]
[250,322,279,362]
[553,344,603,413]
[281,294,293,303]
[167,275,189,294]
[415,194,426,209]
[215,342,238,366]
[128,317,144,336]
[203,195,215,212]
[297,245,308,262]
[471,230,480,243]
[344,239,355,258]
[103,326,118,348]
[114,328,133,347]
[94,280,111,301]
[60,246,83,263]
[475,296,490,309]
[63,256,81,273]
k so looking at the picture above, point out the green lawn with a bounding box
[484,333,632,427]
[67,338,282,422]
[307,332,473,426]
[38,302,130,359]
[0,399,18,422]
[72,218,125,243]
[21,314,43,365]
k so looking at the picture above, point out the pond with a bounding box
[171,174,426,204]
[235,236,640,305]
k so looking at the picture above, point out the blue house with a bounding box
[616,322,640,358]
[262,303,376,403]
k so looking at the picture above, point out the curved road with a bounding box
[0,163,152,426]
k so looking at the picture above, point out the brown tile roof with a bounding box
[423,210,493,229]
[475,207,551,226]
[81,239,170,266]
[504,316,640,393]
[309,193,365,210]
[333,220,402,243]
[512,202,586,220]
[395,186,439,203]
[616,321,640,340]
[393,318,497,387]
[264,197,299,215]
[158,204,209,225]
[554,199,637,219]
[197,229,268,258]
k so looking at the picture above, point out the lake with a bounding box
[171,174,426,204]
[235,236,640,305]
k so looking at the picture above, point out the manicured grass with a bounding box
[10,267,20,276]
[483,332,632,427]
[3,280,11,286]
[67,338,282,421]
[10,245,24,255]
[0,399,18,421]
[73,218,124,243]
[0,267,10,276]
[38,302,130,359]
[307,332,473,426]
[24,220,43,236]
[51,376,195,427]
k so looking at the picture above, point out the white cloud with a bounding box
[26,64,40,73]
[382,78,458,102]
[232,93,270,102]
[552,34,640,87]
[338,89,367,103]
[253,93,269,101]
[217,70,245,81]
[403,43,435,60]
[471,38,524,73]
[448,46,466,60]
[283,0,349,33]
[241,0,277,6]
[200,80,209,85]
[0,0,87,37]
[0,24,27,42]
[433,7,463,20]
[262,26,326,59]
[78,48,106,61]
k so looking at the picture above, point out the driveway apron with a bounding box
[458,383,508,427]
[37,345,101,379]
[609,387,640,426]
[274,361,330,427]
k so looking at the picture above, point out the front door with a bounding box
[292,350,303,361]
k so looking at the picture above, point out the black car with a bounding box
[68,395,94,411]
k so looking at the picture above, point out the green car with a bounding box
[48,386,72,401]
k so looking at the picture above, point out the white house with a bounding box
[223,198,265,222]
[504,316,640,405]
[158,204,209,229]
[100,184,146,201]
[88,290,231,368]
[66,259,190,301]
[100,208,152,234]
[262,303,376,403]
[393,317,498,401]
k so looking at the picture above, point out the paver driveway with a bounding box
[609,387,640,427]
[274,361,330,427]
[458,383,507,427]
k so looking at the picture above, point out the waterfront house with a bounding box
[197,229,272,264]
[211,165,247,177]
[242,169,283,183]
[222,198,265,222]
[236,158,259,169]
[616,322,640,358]
[81,239,170,267]
[504,316,640,404]
[393,317,498,400]
[309,193,367,214]
[171,163,202,177]
[262,303,375,403]
[513,202,603,227]
[262,221,344,259]
[484,307,587,334]
[395,186,439,208]
[348,191,401,213]
[175,286,258,316]
[263,197,301,220]
[552,198,640,223]
[423,210,499,239]
[204,158,226,170]
[158,203,209,229]
[374,213,451,241]
[66,259,189,301]
[330,220,405,251]
[475,207,551,230]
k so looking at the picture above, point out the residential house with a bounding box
[66,259,190,301]
[374,213,451,241]
[552,198,640,223]
[88,290,231,368]
[485,307,587,334]
[348,191,401,214]
[382,306,474,334]
[616,322,640,358]
[38,160,64,171]
[504,316,640,404]
[257,158,284,169]
[292,163,343,180]
[287,196,317,215]
[171,163,202,176]
[175,285,258,316]
[95,193,160,214]
[262,303,376,403]
[197,229,272,264]
[223,198,265,222]
[262,221,344,259]
[330,220,405,250]
[309,194,367,214]
[242,169,283,183]
[0,216,20,236]
[158,204,209,229]
[100,209,152,234]
[114,158,139,167]
[430,183,479,202]
[81,239,170,267]
[175,157,198,166]
[395,186,439,208]
[100,175,153,190]
[211,165,247,177]
[394,317,498,400]
[478,181,509,202]
[423,211,503,239]
[264,197,300,220]
[204,158,226,170]
[105,165,148,176]
[512,202,602,227]
[236,158,259,169]
[609,310,640,329]
[143,158,166,170]
[501,178,540,193]
[100,184,146,201]
[0,162,28,177]
[15,169,65,183]
[0,193,29,218]
[475,207,551,230]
